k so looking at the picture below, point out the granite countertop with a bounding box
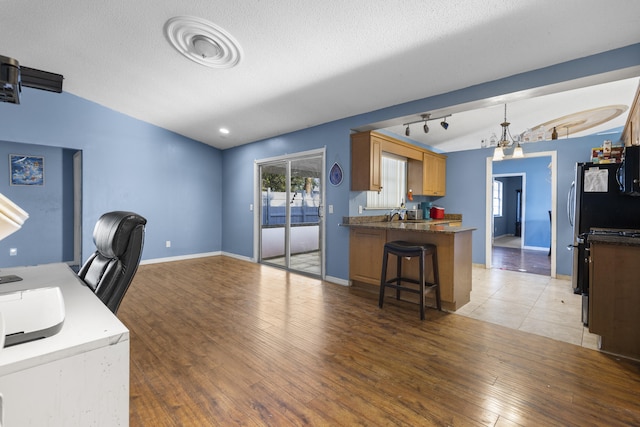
[341,214,476,234]
[587,231,640,247]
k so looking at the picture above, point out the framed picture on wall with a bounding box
[10,154,44,186]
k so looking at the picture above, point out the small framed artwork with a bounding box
[10,154,44,186]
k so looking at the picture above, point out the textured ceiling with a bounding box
[1,1,640,151]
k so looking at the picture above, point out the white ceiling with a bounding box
[368,74,640,152]
[1,1,640,151]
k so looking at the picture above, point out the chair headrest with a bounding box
[93,211,147,259]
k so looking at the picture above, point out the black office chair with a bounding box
[78,211,147,314]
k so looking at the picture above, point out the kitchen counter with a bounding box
[346,214,475,311]
[587,229,640,246]
[344,220,475,234]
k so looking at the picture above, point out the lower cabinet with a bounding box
[349,226,473,311]
[589,241,640,359]
[349,228,386,285]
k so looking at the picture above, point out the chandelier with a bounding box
[492,104,523,161]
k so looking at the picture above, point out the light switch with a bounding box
[329,205,334,214]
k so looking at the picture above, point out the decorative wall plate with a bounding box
[329,162,343,186]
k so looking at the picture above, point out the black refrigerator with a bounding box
[568,160,640,324]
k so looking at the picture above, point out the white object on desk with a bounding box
[0,287,65,347]
[0,263,129,426]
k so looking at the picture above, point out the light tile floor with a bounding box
[263,251,321,277]
[455,266,599,350]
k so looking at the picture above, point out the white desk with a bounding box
[0,263,129,426]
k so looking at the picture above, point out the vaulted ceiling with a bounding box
[2,1,639,151]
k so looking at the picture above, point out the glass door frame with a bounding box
[254,147,326,279]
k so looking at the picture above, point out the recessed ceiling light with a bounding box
[164,16,242,69]
[219,128,230,134]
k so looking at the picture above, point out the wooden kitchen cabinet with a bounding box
[589,240,640,360]
[422,151,446,196]
[351,131,382,191]
[349,228,386,285]
[351,130,441,193]
[407,151,447,196]
[348,223,474,311]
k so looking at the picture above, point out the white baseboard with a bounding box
[325,275,349,287]
[141,251,256,265]
[220,251,255,263]
[523,246,550,252]
[140,251,222,265]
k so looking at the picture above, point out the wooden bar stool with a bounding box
[378,240,442,320]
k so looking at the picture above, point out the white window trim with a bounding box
[493,179,503,217]
[366,153,407,209]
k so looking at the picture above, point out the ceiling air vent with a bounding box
[0,55,21,104]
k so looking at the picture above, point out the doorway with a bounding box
[485,151,557,277]
[256,149,325,278]
[492,174,524,250]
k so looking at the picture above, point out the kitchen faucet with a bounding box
[388,207,407,221]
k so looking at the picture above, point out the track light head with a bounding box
[405,125,410,136]
[440,118,449,130]
[423,122,429,134]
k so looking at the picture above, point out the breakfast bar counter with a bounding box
[344,216,476,311]
[346,219,476,234]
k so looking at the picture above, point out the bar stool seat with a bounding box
[378,240,442,319]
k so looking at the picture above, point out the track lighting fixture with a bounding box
[422,113,430,134]
[402,113,451,137]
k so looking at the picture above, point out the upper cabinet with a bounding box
[351,130,446,196]
[407,151,447,196]
[351,131,383,191]
[622,81,640,147]
[422,150,447,196]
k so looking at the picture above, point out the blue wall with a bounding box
[0,142,76,266]
[493,176,522,238]
[222,44,639,280]
[0,89,223,266]
[442,133,612,275]
[495,157,552,249]
[0,43,638,282]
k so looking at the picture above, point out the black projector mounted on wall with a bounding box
[0,55,64,104]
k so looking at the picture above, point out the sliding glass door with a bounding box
[258,150,324,277]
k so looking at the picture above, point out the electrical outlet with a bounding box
[9,248,16,256]
[358,205,363,214]
[250,204,254,211]
[165,241,171,248]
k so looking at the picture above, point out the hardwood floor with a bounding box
[119,256,640,426]
[492,245,551,276]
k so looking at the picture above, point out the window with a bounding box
[366,154,407,208]
[493,179,503,217]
